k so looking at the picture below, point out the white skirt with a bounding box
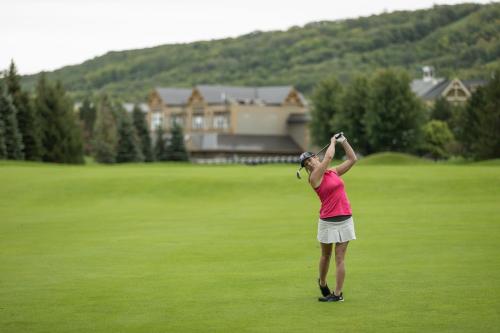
[317,217,356,244]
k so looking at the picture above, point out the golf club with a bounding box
[296,132,343,179]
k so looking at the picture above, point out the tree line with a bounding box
[0,61,83,163]
[310,68,500,160]
[81,94,188,163]
[0,61,188,164]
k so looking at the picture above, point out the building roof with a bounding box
[420,79,451,100]
[155,87,192,106]
[410,78,446,98]
[462,79,488,90]
[190,133,302,154]
[256,86,294,105]
[155,85,305,106]
[196,85,257,104]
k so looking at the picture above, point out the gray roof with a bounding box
[196,85,257,104]
[155,85,306,106]
[155,87,192,106]
[421,79,451,100]
[123,103,149,113]
[410,78,446,97]
[462,79,488,90]
[190,134,302,153]
[256,86,294,105]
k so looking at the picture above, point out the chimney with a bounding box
[422,66,435,82]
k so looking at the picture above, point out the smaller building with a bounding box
[411,66,487,105]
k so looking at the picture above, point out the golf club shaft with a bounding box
[316,143,330,156]
[316,132,342,156]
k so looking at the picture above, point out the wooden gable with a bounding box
[442,79,471,102]
[284,89,304,107]
[188,88,204,107]
[148,90,163,110]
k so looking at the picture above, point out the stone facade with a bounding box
[147,85,311,158]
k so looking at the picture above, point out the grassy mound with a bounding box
[357,152,433,165]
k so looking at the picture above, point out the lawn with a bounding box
[0,161,499,332]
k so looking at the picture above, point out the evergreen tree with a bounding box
[457,86,484,158]
[336,76,371,154]
[34,75,84,164]
[473,70,500,160]
[0,81,24,160]
[132,104,154,162]
[93,94,118,163]
[115,107,144,163]
[364,69,425,153]
[430,97,453,123]
[78,97,96,155]
[5,60,42,161]
[165,123,188,161]
[310,77,343,146]
[0,111,6,159]
[154,125,167,161]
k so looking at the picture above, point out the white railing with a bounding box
[192,155,299,165]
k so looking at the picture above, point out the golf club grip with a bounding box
[316,133,342,155]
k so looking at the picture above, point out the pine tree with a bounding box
[473,69,500,160]
[93,94,118,163]
[430,97,453,123]
[5,60,42,160]
[55,81,84,164]
[364,69,425,153]
[132,104,154,162]
[0,81,24,160]
[115,107,144,163]
[456,87,484,157]
[310,77,343,146]
[336,76,371,154]
[165,123,188,161]
[78,97,96,155]
[154,125,167,161]
[34,74,84,164]
[0,111,6,159]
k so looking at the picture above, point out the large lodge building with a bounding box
[147,85,311,160]
[140,68,484,161]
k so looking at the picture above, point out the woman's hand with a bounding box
[330,135,337,146]
[335,132,346,144]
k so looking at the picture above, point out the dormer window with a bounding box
[192,115,204,129]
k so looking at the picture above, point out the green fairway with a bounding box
[1,162,499,332]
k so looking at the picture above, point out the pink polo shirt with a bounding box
[314,169,352,219]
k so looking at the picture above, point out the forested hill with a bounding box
[20,3,500,101]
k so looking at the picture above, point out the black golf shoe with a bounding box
[318,292,344,302]
[318,279,331,297]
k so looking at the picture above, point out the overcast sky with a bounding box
[1,0,494,74]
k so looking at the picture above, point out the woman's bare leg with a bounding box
[319,242,333,286]
[334,241,349,295]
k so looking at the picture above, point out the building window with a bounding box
[213,113,229,129]
[171,115,184,127]
[192,115,204,129]
[151,112,163,130]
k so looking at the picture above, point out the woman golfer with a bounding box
[299,133,357,302]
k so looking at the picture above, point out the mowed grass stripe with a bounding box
[0,163,499,332]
